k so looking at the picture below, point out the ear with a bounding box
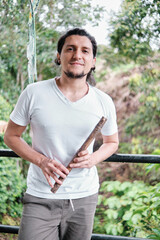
[57,53,61,64]
[57,53,60,59]
[92,57,96,68]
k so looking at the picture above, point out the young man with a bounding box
[4,28,119,240]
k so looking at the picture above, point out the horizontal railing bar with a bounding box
[0,149,19,158]
[0,149,160,164]
[106,153,160,164]
[91,234,154,240]
[0,225,19,234]
[0,225,154,240]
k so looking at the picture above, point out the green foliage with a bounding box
[109,0,160,62]
[0,95,12,121]
[124,63,160,153]
[94,58,108,83]
[38,0,104,28]
[97,45,127,68]
[148,228,160,240]
[0,95,27,224]
[115,55,160,157]
[0,0,104,103]
[0,157,26,222]
[94,181,160,238]
[112,62,137,74]
[0,95,12,149]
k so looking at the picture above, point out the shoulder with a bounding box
[90,85,114,104]
[25,79,55,98]
[89,85,116,118]
[26,79,54,92]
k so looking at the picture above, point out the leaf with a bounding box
[152,228,160,236]
[147,234,159,239]
[105,209,118,220]
[133,206,148,215]
[97,195,103,205]
[131,213,141,225]
[117,222,124,234]
[123,211,133,221]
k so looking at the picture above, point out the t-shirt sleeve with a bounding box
[101,97,118,136]
[10,87,31,126]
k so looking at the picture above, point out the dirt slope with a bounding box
[96,66,142,139]
[95,63,143,183]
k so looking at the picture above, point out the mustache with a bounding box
[69,61,84,65]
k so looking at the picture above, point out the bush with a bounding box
[94,180,160,238]
[0,157,26,223]
[0,95,12,121]
[126,67,160,137]
[0,94,26,224]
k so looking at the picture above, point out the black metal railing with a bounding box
[1,149,160,240]
[1,149,160,163]
[0,225,153,240]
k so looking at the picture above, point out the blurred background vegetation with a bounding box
[0,0,160,239]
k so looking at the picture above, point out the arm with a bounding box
[69,132,119,168]
[4,120,69,187]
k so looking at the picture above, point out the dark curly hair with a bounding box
[55,28,97,86]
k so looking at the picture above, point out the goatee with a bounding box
[64,71,87,79]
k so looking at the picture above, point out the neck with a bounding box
[55,75,89,102]
[59,71,88,89]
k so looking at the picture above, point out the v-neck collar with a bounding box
[52,78,90,105]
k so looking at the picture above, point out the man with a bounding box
[4,28,119,240]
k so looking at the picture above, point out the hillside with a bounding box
[94,58,160,183]
[94,63,140,183]
[95,57,160,141]
[95,61,141,142]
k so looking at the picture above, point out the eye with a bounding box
[83,49,89,54]
[67,47,73,51]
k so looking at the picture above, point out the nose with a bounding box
[72,49,82,60]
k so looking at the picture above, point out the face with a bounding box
[57,35,96,79]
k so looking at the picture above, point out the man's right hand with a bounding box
[39,157,69,188]
[4,120,69,189]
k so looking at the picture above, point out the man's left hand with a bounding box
[69,150,95,169]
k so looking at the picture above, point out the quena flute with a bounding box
[51,116,107,193]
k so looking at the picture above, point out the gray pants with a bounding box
[18,193,98,240]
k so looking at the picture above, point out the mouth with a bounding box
[70,62,84,66]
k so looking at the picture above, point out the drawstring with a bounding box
[70,199,75,211]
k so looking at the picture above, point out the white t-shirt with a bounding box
[10,78,118,199]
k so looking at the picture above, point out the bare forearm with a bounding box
[4,120,69,187]
[4,135,69,187]
[92,142,118,165]
[4,135,45,167]
[70,142,118,169]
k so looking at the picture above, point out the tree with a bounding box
[0,0,104,102]
[109,0,160,62]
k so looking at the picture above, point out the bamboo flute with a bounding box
[51,116,107,193]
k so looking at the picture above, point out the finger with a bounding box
[44,170,64,186]
[50,173,63,185]
[43,172,54,188]
[46,163,69,179]
[78,149,89,157]
[58,164,70,175]
[50,161,69,175]
[70,160,90,169]
[74,154,90,163]
[51,167,67,179]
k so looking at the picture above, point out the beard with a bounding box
[64,70,87,79]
